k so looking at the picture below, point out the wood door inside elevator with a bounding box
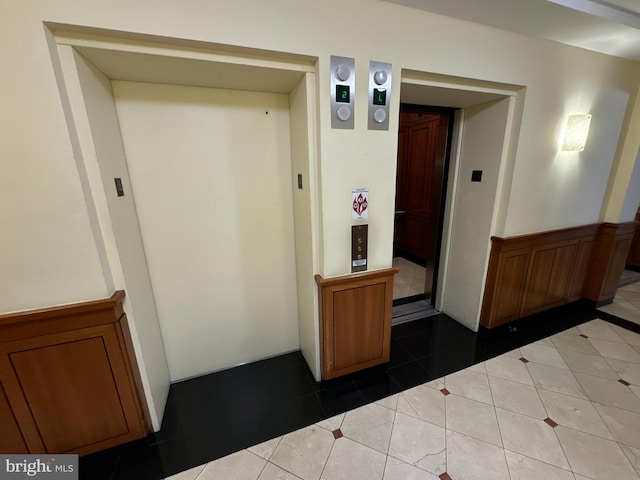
[394,107,452,301]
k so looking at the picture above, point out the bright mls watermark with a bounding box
[0,455,78,479]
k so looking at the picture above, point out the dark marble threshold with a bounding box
[80,299,639,480]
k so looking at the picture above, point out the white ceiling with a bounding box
[384,0,640,61]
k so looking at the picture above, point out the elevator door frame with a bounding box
[47,24,321,429]
[393,104,455,305]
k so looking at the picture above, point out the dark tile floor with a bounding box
[79,300,640,480]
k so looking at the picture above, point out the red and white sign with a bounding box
[352,188,369,220]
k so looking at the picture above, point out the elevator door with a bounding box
[394,108,451,301]
[112,81,299,381]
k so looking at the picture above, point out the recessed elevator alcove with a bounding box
[48,24,321,430]
[394,71,526,330]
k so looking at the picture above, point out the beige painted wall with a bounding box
[112,81,300,381]
[3,0,638,312]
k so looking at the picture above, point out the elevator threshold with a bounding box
[392,299,439,325]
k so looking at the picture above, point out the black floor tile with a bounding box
[250,392,325,439]
[597,311,640,334]
[351,366,403,404]
[415,349,478,379]
[147,399,184,445]
[386,360,432,389]
[315,376,365,417]
[387,337,415,367]
[169,351,307,401]
[80,299,632,480]
[78,447,118,480]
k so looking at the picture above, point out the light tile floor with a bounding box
[392,257,426,300]
[167,318,640,480]
[599,281,640,325]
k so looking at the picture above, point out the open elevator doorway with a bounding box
[392,104,455,324]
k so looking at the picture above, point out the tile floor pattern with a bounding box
[166,318,640,480]
[599,280,640,325]
[392,257,426,300]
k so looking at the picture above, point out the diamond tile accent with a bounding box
[397,384,446,427]
[333,428,343,439]
[447,430,510,480]
[440,388,450,396]
[580,334,589,339]
[270,425,334,480]
[489,375,546,418]
[620,378,632,386]
[444,368,492,404]
[446,394,502,447]
[538,389,613,440]
[439,473,453,480]
[486,355,534,385]
[321,436,386,480]
[340,404,394,452]
[496,408,569,468]
[519,357,529,363]
[520,343,567,369]
[574,372,640,412]
[544,417,558,428]
[389,412,446,475]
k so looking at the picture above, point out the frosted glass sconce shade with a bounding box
[562,114,591,151]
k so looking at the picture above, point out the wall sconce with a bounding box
[561,114,591,151]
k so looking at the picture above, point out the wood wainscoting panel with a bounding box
[481,224,599,329]
[0,384,28,454]
[492,249,530,326]
[583,222,637,302]
[333,283,386,371]
[546,243,577,305]
[316,268,398,380]
[521,247,557,315]
[521,242,577,317]
[627,221,640,268]
[566,237,595,301]
[10,334,129,453]
[601,223,636,298]
[0,291,149,455]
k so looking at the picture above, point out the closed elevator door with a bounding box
[112,81,299,381]
[393,107,451,303]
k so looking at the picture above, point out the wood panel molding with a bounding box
[586,222,637,301]
[626,220,640,268]
[0,291,150,455]
[481,222,635,328]
[315,268,398,380]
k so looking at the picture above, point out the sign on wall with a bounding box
[352,188,369,220]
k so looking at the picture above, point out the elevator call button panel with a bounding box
[351,224,368,273]
[368,60,392,130]
[330,55,355,129]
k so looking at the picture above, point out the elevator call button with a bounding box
[331,55,355,129]
[368,60,392,130]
